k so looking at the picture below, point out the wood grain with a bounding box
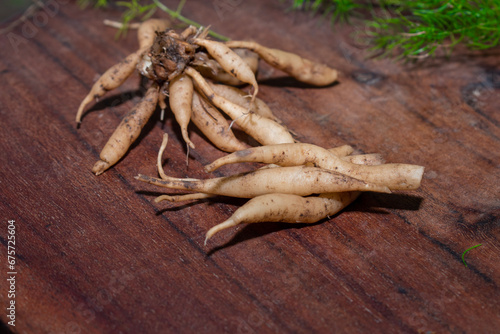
[0,1,499,333]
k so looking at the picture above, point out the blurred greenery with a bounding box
[18,0,499,60]
[0,0,33,23]
[291,0,500,59]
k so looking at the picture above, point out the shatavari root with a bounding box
[204,192,360,244]
[185,67,294,146]
[76,20,423,249]
[77,19,339,174]
[76,46,148,124]
[204,143,424,190]
[203,149,395,243]
[208,82,284,124]
[135,133,390,199]
[168,73,195,149]
[136,134,422,245]
[136,134,422,243]
[92,84,160,175]
[190,92,248,152]
[225,40,338,86]
[192,38,259,108]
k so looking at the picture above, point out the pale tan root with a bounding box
[155,138,215,202]
[103,19,170,49]
[103,20,140,29]
[328,145,354,157]
[233,48,259,76]
[138,133,389,195]
[209,82,283,124]
[343,153,385,166]
[92,84,159,175]
[185,67,294,145]
[192,38,259,106]
[156,193,216,203]
[327,147,384,164]
[199,48,259,86]
[156,133,198,182]
[259,151,382,169]
[169,73,195,149]
[225,40,338,86]
[205,150,382,242]
[135,164,389,199]
[158,91,168,120]
[204,143,424,190]
[158,92,168,110]
[137,19,171,49]
[256,164,280,170]
[179,25,197,40]
[156,133,170,180]
[191,92,248,152]
[205,191,360,243]
[204,142,342,172]
[76,46,148,123]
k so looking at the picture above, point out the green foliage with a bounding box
[151,0,230,40]
[80,0,500,59]
[77,0,109,8]
[78,0,229,41]
[291,0,361,23]
[462,244,482,267]
[115,0,157,37]
[291,0,500,59]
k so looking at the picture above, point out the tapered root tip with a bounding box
[204,163,215,173]
[76,94,94,124]
[204,227,219,245]
[181,129,195,149]
[92,160,112,175]
[204,218,239,246]
[135,174,152,183]
[155,195,174,203]
[75,105,85,124]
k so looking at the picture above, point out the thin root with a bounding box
[157,133,170,180]
[155,133,199,182]
[155,193,215,203]
[103,20,141,30]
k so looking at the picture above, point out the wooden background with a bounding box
[1,1,499,333]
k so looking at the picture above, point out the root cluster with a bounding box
[76,19,423,245]
[76,18,335,175]
[136,135,423,244]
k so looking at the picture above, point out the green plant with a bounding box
[291,0,362,23]
[79,0,229,40]
[291,0,500,59]
[462,243,482,267]
[77,0,109,8]
[79,0,500,60]
[116,0,157,37]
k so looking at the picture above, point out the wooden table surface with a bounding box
[1,1,499,333]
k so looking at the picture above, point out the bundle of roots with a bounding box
[136,134,424,244]
[76,19,337,175]
[77,19,423,245]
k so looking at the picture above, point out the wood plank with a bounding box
[0,1,499,333]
